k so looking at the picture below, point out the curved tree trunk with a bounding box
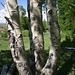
[29,0,44,74]
[41,0,60,75]
[5,0,31,75]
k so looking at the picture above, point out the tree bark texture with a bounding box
[41,0,60,75]
[5,0,31,75]
[27,0,35,74]
[29,0,44,74]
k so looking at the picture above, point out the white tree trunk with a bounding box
[41,0,60,75]
[5,0,31,75]
[29,0,44,74]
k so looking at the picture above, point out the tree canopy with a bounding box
[57,0,75,40]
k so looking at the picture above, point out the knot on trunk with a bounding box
[48,9,53,14]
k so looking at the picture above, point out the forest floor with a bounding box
[0,32,75,75]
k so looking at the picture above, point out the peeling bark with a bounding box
[4,0,31,75]
[41,0,60,75]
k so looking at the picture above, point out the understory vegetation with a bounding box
[0,30,75,75]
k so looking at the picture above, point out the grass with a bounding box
[0,32,75,75]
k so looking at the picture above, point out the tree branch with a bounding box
[0,2,5,7]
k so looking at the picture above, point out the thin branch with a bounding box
[0,2,5,7]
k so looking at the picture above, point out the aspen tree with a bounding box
[28,0,44,74]
[41,0,60,75]
[5,0,31,75]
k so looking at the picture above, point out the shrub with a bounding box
[0,30,7,38]
[22,30,29,37]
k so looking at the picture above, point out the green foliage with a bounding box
[57,0,75,41]
[0,33,75,75]
[20,16,28,30]
[43,20,47,32]
[22,30,29,37]
[19,5,28,30]
[19,5,26,15]
[0,30,7,38]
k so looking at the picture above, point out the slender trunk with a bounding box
[27,0,35,74]
[5,0,31,75]
[41,0,60,75]
[1,64,8,75]
[7,63,16,75]
[30,0,44,74]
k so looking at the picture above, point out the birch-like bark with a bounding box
[5,0,31,75]
[41,0,60,75]
[30,0,44,74]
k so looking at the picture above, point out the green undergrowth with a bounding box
[0,32,75,75]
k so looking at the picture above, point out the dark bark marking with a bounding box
[18,62,23,67]
[34,25,40,31]
[48,22,51,26]
[55,36,58,39]
[45,63,51,69]
[49,53,54,60]
[18,34,22,38]
[8,30,11,33]
[34,48,43,53]
[56,21,60,32]
[51,53,53,56]
[55,49,58,51]
[32,16,36,21]
[33,36,39,44]
[10,44,14,48]
[13,36,15,43]
[42,73,45,75]
[19,47,22,54]
[38,1,42,6]
[15,51,19,59]
[37,55,41,61]
[48,9,53,14]
[38,44,43,48]
[5,17,14,30]
[24,66,28,71]
[8,32,15,45]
